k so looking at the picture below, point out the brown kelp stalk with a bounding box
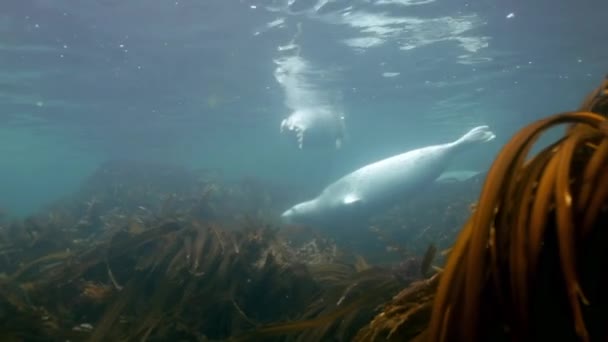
[428,78,608,342]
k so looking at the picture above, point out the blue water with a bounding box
[1,0,607,216]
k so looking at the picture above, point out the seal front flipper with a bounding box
[343,193,362,205]
[297,127,305,149]
[280,117,305,149]
[341,194,364,219]
[336,114,347,150]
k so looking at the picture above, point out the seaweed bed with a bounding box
[0,160,480,341]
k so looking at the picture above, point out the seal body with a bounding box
[281,107,346,149]
[281,126,496,228]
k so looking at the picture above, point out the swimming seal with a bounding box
[281,125,496,227]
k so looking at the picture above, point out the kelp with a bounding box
[0,100,523,341]
[348,243,439,341]
[427,78,608,341]
[230,239,445,341]
[0,219,323,340]
[1,162,420,341]
[0,161,352,340]
[350,77,608,342]
[0,213,415,341]
[353,273,440,342]
[234,264,406,342]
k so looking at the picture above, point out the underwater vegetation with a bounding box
[0,157,469,341]
[5,74,604,341]
[425,80,608,341]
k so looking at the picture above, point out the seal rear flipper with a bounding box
[453,126,496,147]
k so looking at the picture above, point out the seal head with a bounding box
[280,199,319,225]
